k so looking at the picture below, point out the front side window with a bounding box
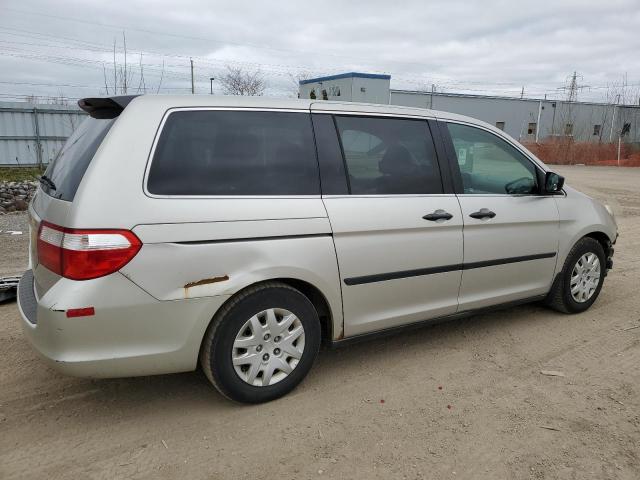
[447,123,538,195]
[148,110,319,195]
[335,116,442,195]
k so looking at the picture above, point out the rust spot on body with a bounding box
[184,275,229,289]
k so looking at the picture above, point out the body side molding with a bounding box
[344,252,556,286]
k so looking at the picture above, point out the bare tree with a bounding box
[156,59,165,94]
[288,70,313,98]
[103,33,161,96]
[23,93,70,105]
[219,65,266,96]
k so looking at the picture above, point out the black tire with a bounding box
[199,281,321,404]
[545,237,606,314]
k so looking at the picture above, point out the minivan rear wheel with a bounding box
[545,237,606,314]
[200,282,321,403]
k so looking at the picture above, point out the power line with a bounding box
[4,23,637,96]
[0,6,449,70]
[1,19,637,103]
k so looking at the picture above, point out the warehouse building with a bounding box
[299,72,640,144]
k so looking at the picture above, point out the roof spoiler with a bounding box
[78,95,139,119]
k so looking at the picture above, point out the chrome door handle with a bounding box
[469,208,496,220]
[423,210,453,221]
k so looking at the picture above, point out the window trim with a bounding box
[143,107,322,199]
[438,119,555,197]
[329,113,449,197]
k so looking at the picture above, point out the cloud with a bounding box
[1,0,639,102]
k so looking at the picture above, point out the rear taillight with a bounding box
[37,221,141,280]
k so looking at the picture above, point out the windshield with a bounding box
[42,116,115,201]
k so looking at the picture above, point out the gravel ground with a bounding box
[0,165,639,480]
[0,212,29,277]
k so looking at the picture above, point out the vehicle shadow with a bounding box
[38,301,557,418]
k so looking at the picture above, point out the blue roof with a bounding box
[299,72,391,85]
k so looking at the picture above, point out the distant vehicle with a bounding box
[17,95,617,403]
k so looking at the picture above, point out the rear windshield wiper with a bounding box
[39,174,57,191]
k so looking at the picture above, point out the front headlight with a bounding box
[604,204,615,218]
[604,203,618,229]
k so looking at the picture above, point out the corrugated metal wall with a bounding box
[390,91,640,143]
[0,102,87,166]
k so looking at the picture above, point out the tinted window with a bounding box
[447,123,538,195]
[148,111,319,196]
[335,116,442,195]
[43,117,114,201]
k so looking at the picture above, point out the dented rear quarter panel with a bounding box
[120,216,345,340]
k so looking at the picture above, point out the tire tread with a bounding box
[545,237,604,314]
[199,281,306,402]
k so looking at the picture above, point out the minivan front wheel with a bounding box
[200,282,321,403]
[545,237,606,314]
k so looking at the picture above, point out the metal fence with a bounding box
[0,101,87,167]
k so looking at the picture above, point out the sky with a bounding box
[1,0,640,104]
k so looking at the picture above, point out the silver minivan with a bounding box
[18,95,617,403]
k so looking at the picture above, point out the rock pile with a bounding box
[0,181,38,214]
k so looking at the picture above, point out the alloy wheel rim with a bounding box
[232,308,305,387]
[570,252,601,303]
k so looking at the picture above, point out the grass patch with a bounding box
[0,167,45,182]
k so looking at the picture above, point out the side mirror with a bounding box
[544,171,565,194]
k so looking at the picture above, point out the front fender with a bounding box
[555,187,617,274]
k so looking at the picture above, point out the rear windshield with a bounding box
[42,117,115,201]
[147,110,319,196]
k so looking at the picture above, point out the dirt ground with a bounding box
[1,165,639,480]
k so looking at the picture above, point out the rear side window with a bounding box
[43,117,114,201]
[334,116,442,195]
[147,110,319,196]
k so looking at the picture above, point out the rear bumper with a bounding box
[17,270,37,323]
[17,269,228,378]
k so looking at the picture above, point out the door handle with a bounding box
[469,208,496,220]
[422,209,454,221]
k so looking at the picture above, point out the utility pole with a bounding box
[617,134,622,167]
[210,77,215,95]
[618,123,631,166]
[609,94,620,142]
[190,58,195,94]
[520,86,524,99]
[535,100,542,143]
[430,84,435,109]
[556,71,590,139]
[567,71,578,102]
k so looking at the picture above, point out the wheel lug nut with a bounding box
[274,348,281,355]
[274,336,281,342]
[262,353,270,361]
[263,334,270,341]
[256,345,263,352]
